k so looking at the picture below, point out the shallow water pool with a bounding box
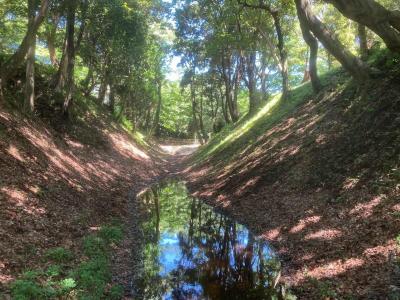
[131,181,287,300]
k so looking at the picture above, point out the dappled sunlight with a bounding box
[289,216,321,234]
[363,241,397,258]
[261,227,282,241]
[159,143,199,156]
[216,194,231,208]
[342,177,360,190]
[7,144,25,162]
[299,257,365,280]
[304,229,342,241]
[349,195,384,218]
[0,265,13,284]
[109,132,149,161]
[1,187,46,215]
[235,176,261,195]
[204,94,281,157]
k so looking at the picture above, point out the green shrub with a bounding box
[11,280,44,300]
[45,247,74,263]
[109,284,124,299]
[98,225,123,244]
[10,223,124,299]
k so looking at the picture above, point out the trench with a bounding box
[129,180,290,300]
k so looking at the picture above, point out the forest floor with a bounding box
[0,100,180,296]
[182,65,400,299]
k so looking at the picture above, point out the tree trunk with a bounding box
[46,11,60,66]
[109,85,115,114]
[56,34,69,90]
[246,52,261,114]
[302,50,311,82]
[358,23,368,60]
[260,52,269,102]
[82,64,94,96]
[0,0,49,96]
[98,77,107,103]
[271,11,290,98]
[324,0,400,53]
[296,2,322,92]
[219,85,230,124]
[24,0,37,113]
[151,78,162,136]
[62,0,77,116]
[295,0,371,82]
[190,82,204,145]
[221,54,239,123]
[199,96,208,142]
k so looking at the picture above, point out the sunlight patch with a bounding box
[349,195,384,218]
[289,216,321,234]
[304,229,342,241]
[7,144,25,162]
[308,258,364,279]
[206,94,281,156]
[109,133,149,160]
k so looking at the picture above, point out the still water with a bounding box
[131,181,288,300]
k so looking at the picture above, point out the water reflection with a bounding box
[132,181,289,300]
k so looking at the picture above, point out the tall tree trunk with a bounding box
[56,35,69,90]
[240,1,289,96]
[270,11,290,98]
[221,54,239,123]
[324,0,400,53]
[98,77,107,103]
[62,0,78,116]
[190,82,204,145]
[246,52,260,114]
[198,96,207,142]
[302,50,310,82]
[109,85,115,114]
[46,11,60,67]
[218,85,230,124]
[0,0,49,98]
[151,78,162,136]
[83,64,94,96]
[295,0,371,82]
[358,24,369,61]
[260,52,269,102]
[296,2,322,92]
[24,0,37,113]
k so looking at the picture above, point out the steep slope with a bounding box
[184,63,400,298]
[0,96,164,293]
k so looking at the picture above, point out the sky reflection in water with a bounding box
[132,181,283,300]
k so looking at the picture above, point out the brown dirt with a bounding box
[0,105,168,294]
[182,73,400,299]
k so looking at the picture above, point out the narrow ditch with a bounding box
[128,180,294,300]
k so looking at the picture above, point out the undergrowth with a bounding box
[9,224,124,300]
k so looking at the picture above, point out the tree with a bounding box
[62,0,78,116]
[24,0,37,113]
[294,0,371,82]
[324,0,400,53]
[0,0,49,100]
[295,0,322,93]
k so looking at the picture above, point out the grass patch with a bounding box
[193,78,315,165]
[10,224,124,300]
[45,247,74,263]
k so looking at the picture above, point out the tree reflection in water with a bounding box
[131,181,292,300]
